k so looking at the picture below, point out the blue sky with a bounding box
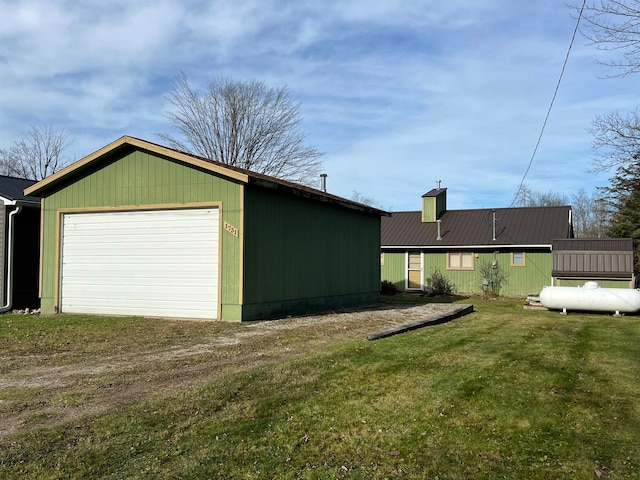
[1,0,637,211]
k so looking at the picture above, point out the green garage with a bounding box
[26,136,384,321]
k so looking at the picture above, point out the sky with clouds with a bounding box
[1,0,638,211]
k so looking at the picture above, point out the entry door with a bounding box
[407,251,422,290]
[60,208,219,319]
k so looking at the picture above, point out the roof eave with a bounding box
[24,136,251,197]
[249,176,389,217]
[381,244,553,249]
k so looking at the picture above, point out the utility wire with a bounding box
[510,0,587,207]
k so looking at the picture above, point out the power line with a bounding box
[510,0,587,207]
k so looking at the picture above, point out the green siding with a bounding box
[381,252,406,291]
[39,150,243,319]
[421,191,446,222]
[381,249,553,297]
[242,187,380,320]
[421,197,435,222]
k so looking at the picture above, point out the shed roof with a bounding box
[382,205,572,248]
[551,237,634,279]
[0,175,40,205]
[552,238,633,252]
[25,136,386,217]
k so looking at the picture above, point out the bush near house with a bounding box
[380,280,401,295]
[425,268,456,296]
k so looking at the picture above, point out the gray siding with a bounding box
[0,207,4,305]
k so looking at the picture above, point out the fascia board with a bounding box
[24,136,249,196]
[381,244,552,250]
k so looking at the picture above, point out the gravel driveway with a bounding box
[0,302,472,439]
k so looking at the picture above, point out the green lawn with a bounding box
[1,298,639,479]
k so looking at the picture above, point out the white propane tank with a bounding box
[539,282,640,314]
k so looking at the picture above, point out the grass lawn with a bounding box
[1,297,639,479]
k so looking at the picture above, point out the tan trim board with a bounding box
[25,136,249,196]
[238,184,245,306]
[56,201,223,215]
[54,209,62,311]
[446,251,475,270]
[125,137,248,183]
[510,251,526,267]
[216,203,223,321]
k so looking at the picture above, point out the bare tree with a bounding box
[0,125,72,180]
[513,183,610,237]
[572,188,611,237]
[160,73,323,186]
[590,108,640,171]
[351,191,378,207]
[512,183,569,207]
[580,0,640,76]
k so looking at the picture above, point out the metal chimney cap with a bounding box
[320,173,328,192]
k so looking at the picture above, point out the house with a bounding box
[0,175,40,310]
[24,136,385,321]
[551,238,635,288]
[381,186,573,296]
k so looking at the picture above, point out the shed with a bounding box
[551,238,635,288]
[25,136,385,321]
[0,175,40,310]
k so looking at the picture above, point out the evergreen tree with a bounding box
[601,159,640,272]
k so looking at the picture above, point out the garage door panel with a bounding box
[60,208,219,319]
[61,279,217,291]
[63,257,218,270]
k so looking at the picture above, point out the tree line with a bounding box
[0,75,323,185]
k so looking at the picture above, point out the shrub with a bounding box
[427,269,456,296]
[478,260,508,296]
[380,280,401,295]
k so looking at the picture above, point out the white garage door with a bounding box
[60,208,219,319]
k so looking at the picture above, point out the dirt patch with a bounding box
[0,302,471,439]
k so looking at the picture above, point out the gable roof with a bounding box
[0,175,40,205]
[24,136,386,217]
[382,205,572,248]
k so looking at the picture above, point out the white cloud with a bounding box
[0,0,638,211]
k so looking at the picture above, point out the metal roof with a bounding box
[0,175,40,205]
[552,238,633,252]
[381,205,572,248]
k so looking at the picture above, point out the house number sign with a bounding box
[224,221,239,237]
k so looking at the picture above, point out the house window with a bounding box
[511,252,526,266]
[447,252,474,270]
